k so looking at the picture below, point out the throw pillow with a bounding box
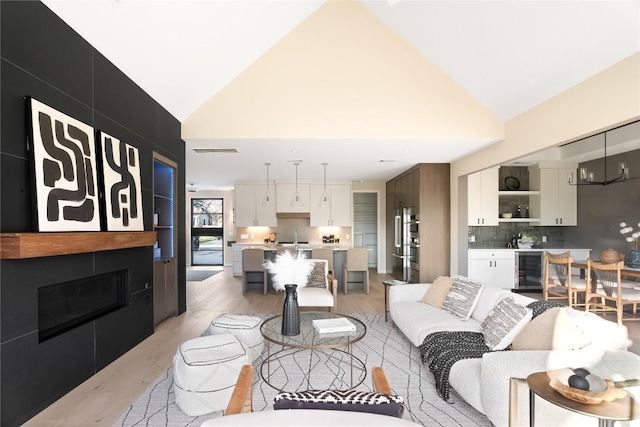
[273,389,404,418]
[511,307,591,351]
[441,276,484,320]
[526,300,564,319]
[419,276,454,308]
[481,297,532,350]
[306,260,328,288]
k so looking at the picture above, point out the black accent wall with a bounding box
[0,2,186,425]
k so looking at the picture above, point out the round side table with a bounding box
[527,372,640,427]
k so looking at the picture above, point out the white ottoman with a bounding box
[206,314,264,361]
[173,334,251,416]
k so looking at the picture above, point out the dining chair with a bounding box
[585,259,640,325]
[242,248,267,295]
[542,251,588,309]
[343,247,370,295]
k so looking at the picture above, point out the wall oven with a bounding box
[514,251,544,291]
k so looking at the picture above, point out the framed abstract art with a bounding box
[97,131,144,231]
[27,97,101,231]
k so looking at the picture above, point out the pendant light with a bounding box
[291,162,304,207]
[319,163,332,207]
[262,163,273,206]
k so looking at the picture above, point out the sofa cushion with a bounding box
[273,390,404,418]
[419,276,454,308]
[481,297,532,350]
[511,307,590,351]
[442,276,484,320]
[470,285,513,323]
[306,260,328,288]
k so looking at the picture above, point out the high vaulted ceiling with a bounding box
[42,0,640,190]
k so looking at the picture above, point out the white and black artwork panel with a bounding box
[28,97,101,231]
[99,131,144,231]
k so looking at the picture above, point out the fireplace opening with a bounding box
[38,269,129,342]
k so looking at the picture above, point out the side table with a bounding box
[382,280,408,322]
[526,372,640,427]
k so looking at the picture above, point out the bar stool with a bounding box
[242,248,267,295]
[311,248,334,274]
[343,247,369,294]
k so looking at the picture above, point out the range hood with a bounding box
[276,212,310,219]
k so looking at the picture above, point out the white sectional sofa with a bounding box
[389,281,640,427]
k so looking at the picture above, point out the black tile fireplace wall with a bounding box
[0,2,186,425]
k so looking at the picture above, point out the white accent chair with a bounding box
[297,259,338,313]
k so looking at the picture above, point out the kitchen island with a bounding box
[232,243,353,292]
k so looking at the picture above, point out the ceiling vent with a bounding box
[193,148,238,154]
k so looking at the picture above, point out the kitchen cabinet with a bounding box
[468,168,499,226]
[386,163,450,282]
[235,184,277,227]
[153,153,178,325]
[153,257,178,324]
[529,165,577,226]
[468,250,515,289]
[309,183,352,226]
[276,183,310,213]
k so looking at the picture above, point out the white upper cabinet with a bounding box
[529,165,577,226]
[309,183,352,227]
[235,184,277,227]
[275,183,310,213]
[468,168,499,226]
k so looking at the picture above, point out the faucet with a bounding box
[294,229,298,248]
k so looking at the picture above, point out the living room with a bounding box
[1,1,639,426]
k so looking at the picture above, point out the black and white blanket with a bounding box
[418,300,563,401]
[418,331,490,401]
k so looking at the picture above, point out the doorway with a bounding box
[191,198,224,266]
[353,192,378,268]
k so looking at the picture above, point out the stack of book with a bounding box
[312,317,356,334]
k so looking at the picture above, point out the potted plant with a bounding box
[517,231,538,249]
[619,222,640,268]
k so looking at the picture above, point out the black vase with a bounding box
[281,284,300,336]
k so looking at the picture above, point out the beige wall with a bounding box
[450,52,640,274]
[183,1,502,142]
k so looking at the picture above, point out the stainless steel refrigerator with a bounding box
[392,207,419,282]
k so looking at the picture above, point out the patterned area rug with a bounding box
[112,314,490,426]
[186,270,220,282]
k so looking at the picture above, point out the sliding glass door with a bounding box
[191,198,223,266]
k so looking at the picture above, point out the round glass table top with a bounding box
[261,311,366,349]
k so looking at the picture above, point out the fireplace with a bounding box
[38,270,129,342]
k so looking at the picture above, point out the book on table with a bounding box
[312,317,356,334]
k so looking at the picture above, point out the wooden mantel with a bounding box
[0,231,157,259]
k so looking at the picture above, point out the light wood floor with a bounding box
[24,267,390,427]
[24,267,640,426]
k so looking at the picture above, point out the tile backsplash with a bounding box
[468,224,565,249]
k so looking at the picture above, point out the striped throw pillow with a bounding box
[441,276,484,320]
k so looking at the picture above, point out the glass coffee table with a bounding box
[260,312,367,392]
